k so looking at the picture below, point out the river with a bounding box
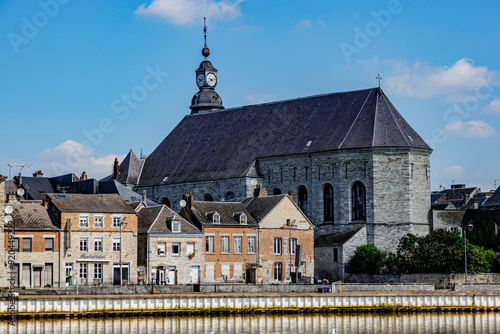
[2,313,500,333]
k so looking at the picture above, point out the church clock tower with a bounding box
[190,18,224,114]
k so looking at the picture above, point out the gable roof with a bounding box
[138,88,430,187]
[138,205,201,234]
[101,149,144,185]
[483,186,500,207]
[99,180,158,206]
[9,203,59,230]
[314,225,365,246]
[190,202,257,227]
[48,193,136,214]
[17,177,54,200]
[241,195,287,222]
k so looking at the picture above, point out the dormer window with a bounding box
[206,211,220,224]
[172,220,181,233]
[234,212,247,224]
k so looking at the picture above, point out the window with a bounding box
[94,263,102,282]
[12,238,19,252]
[221,236,229,253]
[234,236,242,253]
[289,238,297,255]
[79,215,89,228]
[94,215,103,228]
[80,237,88,252]
[206,236,214,253]
[171,220,181,233]
[240,214,247,224]
[94,237,103,252]
[274,262,282,281]
[352,181,366,221]
[80,263,88,280]
[248,236,256,253]
[158,243,166,256]
[324,184,334,221]
[172,243,180,255]
[187,243,195,254]
[333,248,339,262]
[45,238,54,252]
[298,186,308,216]
[112,237,121,251]
[212,213,220,224]
[225,192,235,201]
[161,197,171,207]
[273,238,282,255]
[203,193,214,201]
[23,238,32,252]
[113,216,122,227]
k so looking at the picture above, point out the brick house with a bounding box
[137,205,204,285]
[180,195,258,283]
[48,194,138,286]
[2,201,60,287]
[241,194,315,284]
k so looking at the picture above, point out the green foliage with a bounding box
[350,244,387,274]
[467,218,500,252]
[386,229,500,274]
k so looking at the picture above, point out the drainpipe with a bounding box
[147,236,150,284]
[308,153,313,216]
[58,229,61,288]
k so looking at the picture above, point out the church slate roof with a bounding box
[101,149,144,185]
[138,88,430,187]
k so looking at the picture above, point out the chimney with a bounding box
[43,199,49,207]
[80,171,87,180]
[142,190,147,203]
[32,170,44,177]
[18,172,22,186]
[253,184,268,197]
[113,158,119,179]
[288,191,294,200]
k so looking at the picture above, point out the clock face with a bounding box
[197,74,205,87]
[206,73,217,86]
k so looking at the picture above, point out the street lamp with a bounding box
[464,221,473,285]
[289,220,297,282]
[120,217,128,286]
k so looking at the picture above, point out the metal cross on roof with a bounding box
[376,74,382,88]
[203,17,207,47]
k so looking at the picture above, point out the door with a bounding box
[167,267,176,285]
[12,264,19,287]
[190,266,200,284]
[65,263,73,287]
[33,267,42,287]
[122,265,129,285]
[22,264,31,287]
[205,263,214,281]
[158,270,166,285]
[113,266,120,285]
[246,269,256,284]
[44,264,53,287]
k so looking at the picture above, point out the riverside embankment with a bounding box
[3,291,500,320]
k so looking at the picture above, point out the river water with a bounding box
[2,313,500,333]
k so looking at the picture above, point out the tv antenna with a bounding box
[494,179,500,190]
[7,163,32,179]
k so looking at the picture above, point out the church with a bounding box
[117,26,432,279]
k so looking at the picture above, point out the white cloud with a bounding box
[35,140,126,180]
[442,120,497,138]
[135,0,245,25]
[434,165,466,179]
[484,98,500,114]
[368,58,500,100]
[246,93,276,105]
[296,19,312,30]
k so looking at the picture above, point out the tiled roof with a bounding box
[191,202,257,226]
[138,88,430,186]
[9,203,59,230]
[138,205,201,234]
[5,180,18,195]
[241,195,286,222]
[48,193,136,213]
[314,225,365,246]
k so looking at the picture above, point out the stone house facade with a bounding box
[180,196,258,283]
[48,194,138,286]
[241,194,315,284]
[137,205,204,285]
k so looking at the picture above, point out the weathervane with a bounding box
[203,17,207,48]
[376,74,382,88]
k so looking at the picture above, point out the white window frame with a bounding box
[240,213,247,224]
[247,236,256,254]
[273,238,282,255]
[94,263,103,282]
[221,235,229,253]
[94,237,103,252]
[206,236,214,253]
[187,242,195,254]
[158,242,166,256]
[79,214,89,228]
[80,263,88,280]
[172,243,180,255]
[213,212,220,224]
[112,236,121,251]
[79,237,88,252]
[171,220,181,233]
[289,238,297,255]
[93,214,104,228]
[234,236,242,253]
[112,215,123,228]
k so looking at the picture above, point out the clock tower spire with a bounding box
[190,17,224,114]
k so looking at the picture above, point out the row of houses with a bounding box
[0,178,314,288]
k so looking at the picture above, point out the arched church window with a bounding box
[272,188,282,195]
[323,184,334,221]
[298,186,308,216]
[161,197,171,207]
[203,193,214,201]
[351,182,366,221]
[225,192,235,201]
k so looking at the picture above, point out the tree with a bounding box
[350,244,386,274]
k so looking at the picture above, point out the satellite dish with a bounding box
[4,215,12,224]
[17,188,25,196]
[251,179,257,186]
[5,206,13,215]
[179,200,187,208]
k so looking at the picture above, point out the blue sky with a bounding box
[1,0,500,191]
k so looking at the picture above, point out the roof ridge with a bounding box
[380,91,410,146]
[338,89,374,149]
